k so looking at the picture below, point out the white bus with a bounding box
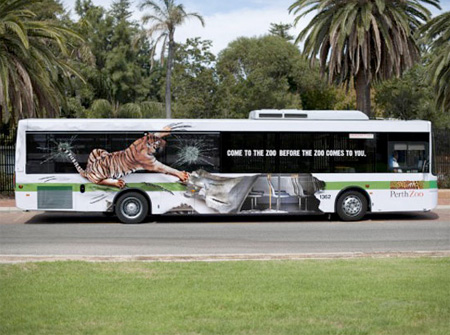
[15,110,438,223]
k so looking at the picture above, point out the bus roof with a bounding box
[18,117,432,133]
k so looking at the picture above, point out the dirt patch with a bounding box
[1,251,449,264]
[438,189,450,205]
[0,199,15,207]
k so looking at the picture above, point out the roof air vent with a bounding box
[248,109,369,120]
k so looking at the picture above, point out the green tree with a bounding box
[106,0,149,105]
[289,0,440,117]
[420,11,450,113]
[216,36,302,118]
[172,38,218,118]
[0,0,83,124]
[375,64,449,127]
[139,0,205,118]
[28,0,65,20]
[216,36,337,118]
[70,0,150,114]
[73,0,112,106]
[79,100,165,119]
[289,55,340,110]
[269,22,294,41]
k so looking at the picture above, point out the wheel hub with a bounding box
[122,199,141,218]
[342,196,362,217]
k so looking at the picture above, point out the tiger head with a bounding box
[137,124,190,157]
[138,133,166,156]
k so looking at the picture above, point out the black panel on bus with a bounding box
[220,132,429,174]
[26,131,429,175]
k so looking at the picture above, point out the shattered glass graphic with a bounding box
[38,135,78,164]
[172,135,216,169]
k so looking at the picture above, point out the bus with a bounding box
[15,110,438,223]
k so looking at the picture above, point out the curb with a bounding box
[0,207,21,212]
[1,251,450,263]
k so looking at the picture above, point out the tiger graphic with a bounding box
[62,124,189,189]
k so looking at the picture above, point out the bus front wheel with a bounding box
[115,192,149,224]
[336,191,367,221]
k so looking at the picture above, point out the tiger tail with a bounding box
[62,149,87,178]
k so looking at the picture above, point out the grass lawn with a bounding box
[1,258,449,334]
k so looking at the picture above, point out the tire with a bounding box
[336,190,368,221]
[115,192,149,224]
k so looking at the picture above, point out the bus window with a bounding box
[162,132,221,173]
[26,132,135,174]
[409,143,428,172]
[388,142,428,173]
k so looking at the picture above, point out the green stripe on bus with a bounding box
[16,180,438,192]
[325,180,437,190]
[325,181,390,190]
[37,186,73,191]
[17,183,74,192]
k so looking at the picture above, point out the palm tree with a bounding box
[0,0,83,124]
[420,11,450,113]
[139,0,204,118]
[289,0,440,116]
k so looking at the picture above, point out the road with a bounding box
[0,210,449,261]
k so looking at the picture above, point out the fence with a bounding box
[0,129,449,194]
[434,129,450,188]
[0,130,15,196]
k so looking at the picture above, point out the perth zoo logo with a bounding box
[390,181,424,198]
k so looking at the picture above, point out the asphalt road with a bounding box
[0,210,449,259]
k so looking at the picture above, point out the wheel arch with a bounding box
[113,188,152,215]
[334,186,372,213]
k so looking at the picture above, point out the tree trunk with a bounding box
[165,34,175,119]
[355,70,371,117]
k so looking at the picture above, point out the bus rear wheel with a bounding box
[115,192,148,224]
[336,190,367,221]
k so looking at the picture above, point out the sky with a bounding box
[62,0,450,56]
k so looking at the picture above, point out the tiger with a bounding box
[62,124,189,189]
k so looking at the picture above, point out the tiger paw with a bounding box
[117,179,126,189]
[179,171,190,182]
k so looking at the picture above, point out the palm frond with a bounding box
[420,11,450,112]
[140,0,205,63]
[186,12,205,27]
[0,0,85,123]
[290,0,437,115]
[291,0,431,83]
